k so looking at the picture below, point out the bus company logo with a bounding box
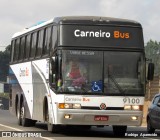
[100,103,107,110]
[19,68,29,77]
[74,29,130,39]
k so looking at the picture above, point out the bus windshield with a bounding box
[58,50,145,95]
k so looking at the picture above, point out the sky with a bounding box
[0,0,160,51]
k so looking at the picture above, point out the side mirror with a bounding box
[147,63,154,81]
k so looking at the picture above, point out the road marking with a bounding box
[0,123,55,140]
[0,124,22,131]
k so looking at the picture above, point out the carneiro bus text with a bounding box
[74,29,130,39]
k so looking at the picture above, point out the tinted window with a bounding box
[30,32,37,58]
[20,36,26,60]
[43,27,52,55]
[36,29,44,57]
[153,96,160,105]
[60,50,103,93]
[104,52,144,94]
[51,26,57,51]
[11,40,15,62]
[14,39,20,61]
[25,34,31,59]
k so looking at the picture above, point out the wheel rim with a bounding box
[17,108,20,119]
[20,107,24,119]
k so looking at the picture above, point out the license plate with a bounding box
[94,116,109,121]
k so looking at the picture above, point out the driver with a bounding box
[66,60,87,87]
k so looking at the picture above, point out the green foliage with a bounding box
[0,93,9,99]
[145,40,160,76]
[0,45,10,82]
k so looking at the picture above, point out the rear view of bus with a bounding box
[9,16,154,136]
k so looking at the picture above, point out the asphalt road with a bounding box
[0,110,159,140]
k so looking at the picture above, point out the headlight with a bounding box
[124,105,143,111]
[64,103,72,109]
[73,103,81,109]
[124,105,131,110]
[58,103,81,109]
[132,105,140,110]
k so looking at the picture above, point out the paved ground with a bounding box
[0,110,159,140]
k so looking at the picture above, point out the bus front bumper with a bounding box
[56,109,143,126]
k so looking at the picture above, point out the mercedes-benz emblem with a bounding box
[100,103,106,110]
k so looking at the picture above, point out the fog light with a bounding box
[64,114,71,119]
[131,116,138,120]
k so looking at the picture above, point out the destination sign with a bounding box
[59,25,144,48]
[74,29,129,39]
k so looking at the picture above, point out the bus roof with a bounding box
[12,16,142,39]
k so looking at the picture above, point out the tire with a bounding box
[113,125,127,136]
[21,102,32,127]
[147,118,155,133]
[17,105,22,126]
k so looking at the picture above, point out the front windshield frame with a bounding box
[56,49,145,96]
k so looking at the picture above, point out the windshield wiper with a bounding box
[108,73,125,94]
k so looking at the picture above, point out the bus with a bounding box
[9,16,154,135]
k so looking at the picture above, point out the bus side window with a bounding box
[25,34,31,59]
[50,26,57,55]
[36,29,44,57]
[14,38,20,61]
[50,56,57,89]
[11,40,15,62]
[43,26,52,56]
[30,32,38,58]
[20,36,26,60]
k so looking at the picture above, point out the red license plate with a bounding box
[94,116,109,121]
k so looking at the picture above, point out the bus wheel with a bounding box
[21,103,31,127]
[17,105,22,126]
[112,125,127,136]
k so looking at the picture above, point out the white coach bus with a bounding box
[9,16,154,135]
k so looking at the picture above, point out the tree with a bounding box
[0,45,10,82]
[145,40,160,76]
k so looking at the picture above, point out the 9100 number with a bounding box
[123,97,140,104]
